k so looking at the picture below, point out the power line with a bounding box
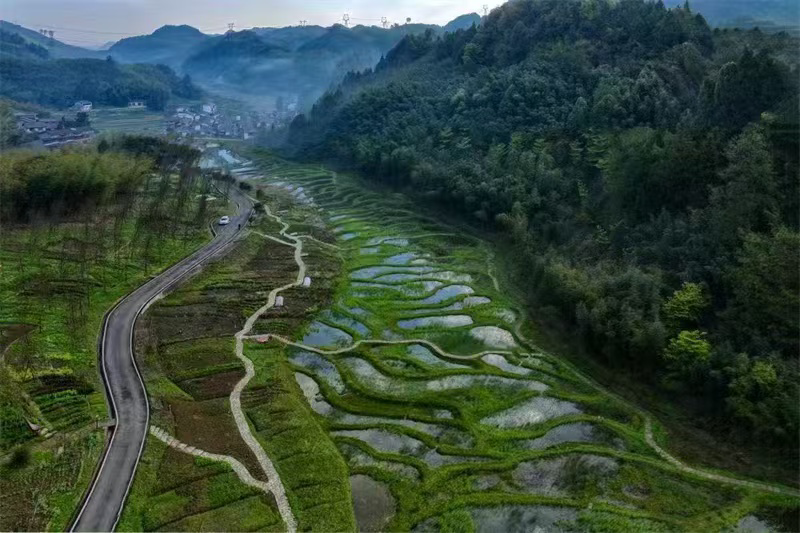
[8,20,136,36]
[6,19,232,38]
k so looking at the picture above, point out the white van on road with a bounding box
[218,216,230,226]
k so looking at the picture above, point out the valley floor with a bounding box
[118,148,799,532]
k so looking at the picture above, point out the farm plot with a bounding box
[120,170,348,530]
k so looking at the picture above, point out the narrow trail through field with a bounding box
[227,203,305,533]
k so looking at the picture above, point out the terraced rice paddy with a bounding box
[227,152,800,532]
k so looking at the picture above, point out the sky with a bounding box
[0,0,496,47]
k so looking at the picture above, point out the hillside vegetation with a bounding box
[0,137,224,530]
[284,0,800,471]
[0,55,200,110]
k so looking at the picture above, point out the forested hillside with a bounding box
[286,0,800,465]
[0,55,200,110]
[0,21,103,59]
[0,30,49,60]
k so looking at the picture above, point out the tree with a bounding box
[663,282,709,328]
[462,43,481,72]
[663,330,711,379]
[724,227,800,356]
[726,353,798,445]
[705,125,779,252]
[0,101,20,148]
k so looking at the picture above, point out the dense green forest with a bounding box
[285,0,800,462]
[0,54,200,110]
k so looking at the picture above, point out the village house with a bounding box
[20,118,60,134]
[127,100,146,109]
[73,100,93,112]
[40,127,94,148]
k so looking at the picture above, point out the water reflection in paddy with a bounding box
[349,475,396,533]
[350,265,436,280]
[469,326,517,349]
[352,281,443,298]
[344,357,547,394]
[294,372,333,415]
[521,422,605,450]
[333,429,481,467]
[481,396,581,428]
[366,237,410,246]
[384,252,417,265]
[416,285,474,304]
[482,353,530,375]
[397,315,474,330]
[406,296,492,315]
[302,321,354,347]
[289,351,345,392]
[338,443,420,480]
[319,309,371,336]
[405,344,470,369]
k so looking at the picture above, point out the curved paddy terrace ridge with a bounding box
[224,153,800,532]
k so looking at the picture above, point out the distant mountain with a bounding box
[665,0,799,28]
[251,25,329,51]
[183,30,287,78]
[0,20,101,59]
[109,25,210,68]
[443,13,481,32]
[182,22,446,106]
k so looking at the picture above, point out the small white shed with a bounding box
[302,277,311,288]
[275,295,284,307]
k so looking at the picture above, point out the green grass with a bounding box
[244,343,356,532]
[118,439,283,532]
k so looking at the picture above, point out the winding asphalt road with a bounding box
[71,186,252,532]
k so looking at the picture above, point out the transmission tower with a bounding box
[342,13,350,27]
[227,22,235,32]
[483,4,489,16]
[299,20,307,27]
[381,16,388,29]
